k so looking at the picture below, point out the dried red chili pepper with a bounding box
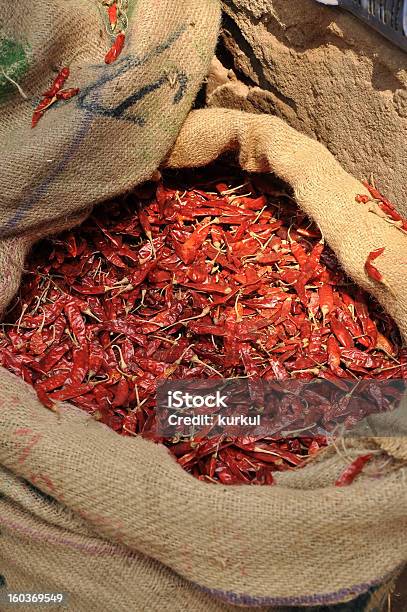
[355,194,369,204]
[48,383,94,402]
[32,70,79,128]
[357,181,407,233]
[174,220,211,265]
[31,96,57,128]
[38,342,70,373]
[105,32,126,64]
[318,284,334,320]
[365,247,387,286]
[36,372,68,393]
[354,293,378,349]
[340,348,376,369]
[374,331,395,356]
[108,2,118,29]
[290,241,308,267]
[335,454,373,487]
[330,317,354,349]
[56,88,80,101]
[70,344,89,385]
[29,331,48,355]
[64,300,86,343]
[327,335,344,377]
[112,377,129,407]
[35,386,56,411]
[43,67,70,97]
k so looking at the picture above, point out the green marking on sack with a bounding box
[0,38,29,101]
[126,0,137,21]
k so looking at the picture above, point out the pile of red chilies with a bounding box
[1,172,406,486]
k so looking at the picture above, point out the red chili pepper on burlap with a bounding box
[56,88,80,101]
[43,67,70,97]
[365,247,387,286]
[355,194,369,204]
[31,96,57,128]
[108,2,118,29]
[335,454,373,487]
[36,372,68,393]
[105,32,126,64]
[32,68,80,128]
[361,182,407,232]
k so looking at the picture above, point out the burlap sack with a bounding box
[0,0,220,311]
[1,106,407,610]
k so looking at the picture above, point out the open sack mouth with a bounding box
[315,0,407,51]
[2,163,405,487]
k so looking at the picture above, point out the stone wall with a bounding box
[208,0,407,212]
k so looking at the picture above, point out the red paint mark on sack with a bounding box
[180,544,193,573]
[14,427,33,435]
[30,472,57,493]
[13,427,43,464]
[74,506,127,542]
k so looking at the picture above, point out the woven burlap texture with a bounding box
[0,369,406,612]
[0,0,219,239]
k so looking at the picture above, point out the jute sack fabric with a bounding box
[1,108,407,610]
[0,0,220,312]
[0,372,406,612]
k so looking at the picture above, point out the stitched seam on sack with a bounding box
[197,566,403,607]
